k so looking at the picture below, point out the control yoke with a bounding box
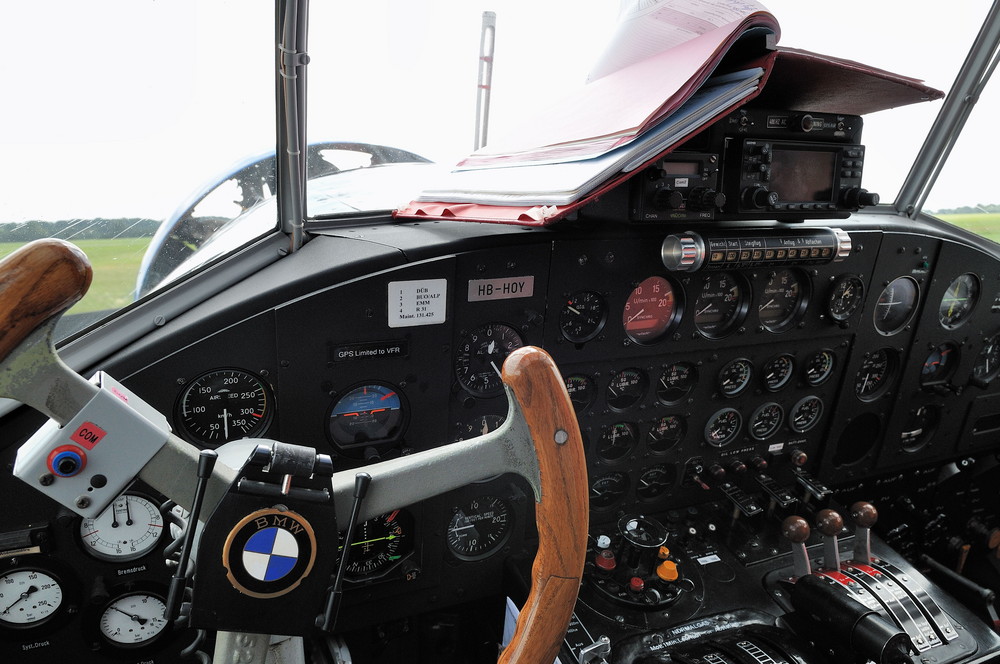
[0,239,589,664]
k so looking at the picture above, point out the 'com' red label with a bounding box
[71,422,106,449]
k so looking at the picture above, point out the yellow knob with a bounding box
[656,559,679,582]
[658,545,671,560]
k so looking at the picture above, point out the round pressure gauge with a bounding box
[99,592,169,647]
[80,494,164,562]
[0,568,64,628]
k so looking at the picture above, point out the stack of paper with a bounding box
[410,0,779,208]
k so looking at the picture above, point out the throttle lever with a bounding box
[851,501,878,564]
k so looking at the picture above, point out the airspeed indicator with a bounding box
[177,369,272,447]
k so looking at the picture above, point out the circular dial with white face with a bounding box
[80,494,164,562]
[99,592,168,646]
[0,569,63,627]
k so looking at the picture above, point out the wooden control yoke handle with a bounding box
[0,242,589,662]
[500,347,589,664]
[0,239,92,363]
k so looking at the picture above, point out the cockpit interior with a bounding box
[2,2,1000,664]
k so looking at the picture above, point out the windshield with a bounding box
[0,1,995,340]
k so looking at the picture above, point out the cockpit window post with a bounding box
[895,0,1000,218]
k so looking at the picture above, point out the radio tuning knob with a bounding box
[652,188,684,211]
[661,232,705,272]
[689,188,726,211]
[742,185,778,210]
[841,187,880,208]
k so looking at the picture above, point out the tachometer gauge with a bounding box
[647,415,685,454]
[693,272,748,339]
[590,472,629,510]
[177,369,272,447]
[804,349,836,386]
[656,362,697,404]
[704,408,742,447]
[761,354,795,391]
[873,276,919,335]
[560,291,607,343]
[827,274,865,322]
[718,358,753,397]
[789,396,824,433]
[921,342,959,386]
[607,368,647,410]
[328,383,405,448]
[343,510,413,579]
[749,402,784,440]
[855,349,896,401]
[79,494,164,562]
[98,592,168,647]
[0,569,63,628]
[564,374,597,412]
[636,465,676,502]
[622,276,679,344]
[597,422,638,461]
[939,273,980,329]
[446,496,513,560]
[759,268,808,332]
[973,334,1000,385]
[455,323,525,397]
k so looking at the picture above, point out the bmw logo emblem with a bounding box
[223,508,317,598]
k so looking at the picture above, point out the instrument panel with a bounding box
[6,215,1000,660]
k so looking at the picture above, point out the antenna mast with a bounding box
[474,11,496,151]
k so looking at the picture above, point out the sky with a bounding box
[0,0,994,224]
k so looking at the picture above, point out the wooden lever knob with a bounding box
[0,239,92,364]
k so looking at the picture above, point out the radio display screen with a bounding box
[770,149,836,202]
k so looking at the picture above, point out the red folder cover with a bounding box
[396,47,942,227]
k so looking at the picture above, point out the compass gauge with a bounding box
[939,273,980,329]
[874,277,919,336]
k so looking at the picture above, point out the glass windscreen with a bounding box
[306,0,991,219]
[0,0,276,337]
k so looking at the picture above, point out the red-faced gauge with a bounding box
[622,276,679,344]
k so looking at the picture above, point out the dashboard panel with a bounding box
[5,115,1000,661]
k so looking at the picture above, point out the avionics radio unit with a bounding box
[632,108,880,223]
